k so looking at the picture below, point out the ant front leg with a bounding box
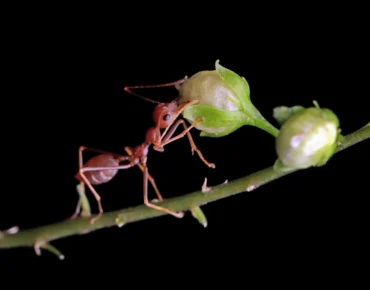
[155,118,216,169]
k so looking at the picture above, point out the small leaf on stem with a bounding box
[190,206,208,228]
[76,183,91,217]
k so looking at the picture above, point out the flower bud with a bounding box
[177,60,279,138]
[274,102,340,170]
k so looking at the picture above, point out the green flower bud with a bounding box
[274,101,340,170]
[177,60,279,138]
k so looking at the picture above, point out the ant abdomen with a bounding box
[78,153,120,185]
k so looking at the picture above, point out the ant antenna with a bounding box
[124,76,188,104]
[124,87,160,104]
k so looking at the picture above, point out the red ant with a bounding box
[71,76,216,224]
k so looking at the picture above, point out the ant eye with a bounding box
[163,114,170,121]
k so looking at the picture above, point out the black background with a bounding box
[0,5,369,283]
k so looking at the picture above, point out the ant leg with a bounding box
[138,164,163,201]
[156,118,215,168]
[79,146,128,167]
[142,163,184,218]
[124,77,188,104]
[78,163,134,224]
[68,182,92,220]
[124,146,163,201]
[159,117,202,146]
[124,77,188,94]
[67,147,94,220]
[68,199,81,220]
[158,100,199,141]
[71,146,129,220]
[77,172,103,224]
[70,146,98,220]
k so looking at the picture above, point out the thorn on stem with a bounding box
[6,226,19,234]
[201,177,211,193]
[0,226,19,239]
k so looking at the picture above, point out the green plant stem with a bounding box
[0,123,369,251]
[251,117,279,138]
[335,122,369,153]
[244,106,280,138]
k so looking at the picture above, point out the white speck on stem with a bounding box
[115,216,125,228]
[0,226,19,236]
[6,226,19,234]
[246,185,256,192]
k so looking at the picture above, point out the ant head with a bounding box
[152,100,178,128]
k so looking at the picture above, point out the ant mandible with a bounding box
[71,76,216,224]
